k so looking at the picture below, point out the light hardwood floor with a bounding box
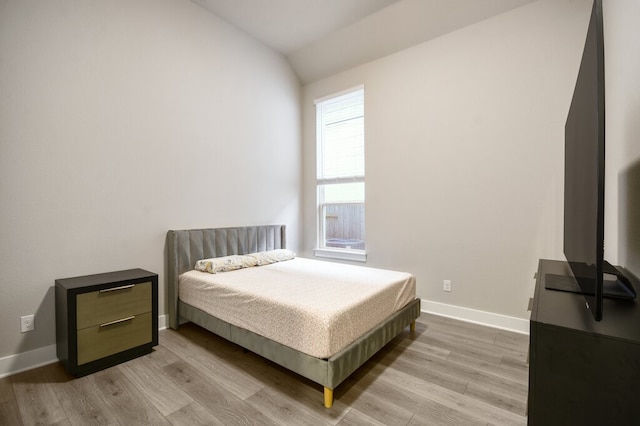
[0,314,529,425]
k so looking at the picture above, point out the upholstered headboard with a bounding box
[165,225,286,329]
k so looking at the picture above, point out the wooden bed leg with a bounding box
[324,387,334,408]
[410,321,416,332]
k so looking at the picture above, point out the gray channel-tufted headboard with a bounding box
[165,225,286,329]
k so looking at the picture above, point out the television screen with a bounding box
[563,0,604,320]
[556,0,636,321]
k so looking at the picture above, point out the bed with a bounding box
[166,225,421,408]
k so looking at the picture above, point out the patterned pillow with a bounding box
[247,249,296,266]
[194,255,257,274]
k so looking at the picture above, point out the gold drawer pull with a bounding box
[99,284,135,293]
[99,316,135,328]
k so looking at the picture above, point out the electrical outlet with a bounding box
[443,280,452,292]
[20,314,35,333]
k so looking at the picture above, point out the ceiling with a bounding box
[195,0,538,84]
[193,0,402,54]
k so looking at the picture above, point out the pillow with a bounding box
[194,254,257,274]
[247,249,296,266]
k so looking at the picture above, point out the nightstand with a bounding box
[55,269,158,376]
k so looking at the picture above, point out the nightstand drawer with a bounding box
[76,281,152,329]
[77,311,152,365]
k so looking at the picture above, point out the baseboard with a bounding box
[422,299,530,335]
[0,344,58,379]
[0,315,168,379]
[158,314,167,330]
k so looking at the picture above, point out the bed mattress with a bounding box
[179,257,416,359]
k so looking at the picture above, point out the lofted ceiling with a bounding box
[194,0,538,84]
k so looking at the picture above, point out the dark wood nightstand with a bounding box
[55,269,158,376]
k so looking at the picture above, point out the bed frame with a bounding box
[166,225,421,408]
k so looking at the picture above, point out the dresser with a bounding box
[528,259,640,425]
[55,269,158,376]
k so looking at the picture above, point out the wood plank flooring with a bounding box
[0,314,529,425]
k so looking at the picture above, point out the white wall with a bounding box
[0,0,301,359]
[302,0,593,321]
[603,0,640,275]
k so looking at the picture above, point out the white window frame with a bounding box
[314,86,367,262]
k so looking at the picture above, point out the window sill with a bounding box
[314,248,367,263]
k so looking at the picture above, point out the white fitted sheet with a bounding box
[179,257,416,358]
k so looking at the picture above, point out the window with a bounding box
[314,87,366,262]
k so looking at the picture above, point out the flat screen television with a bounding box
[546,0,636,321]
